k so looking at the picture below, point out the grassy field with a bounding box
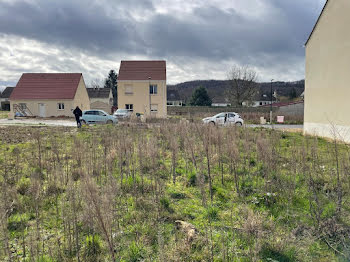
[0,124,349,261]
[0,110,9,119]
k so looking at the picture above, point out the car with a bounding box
[113,109,132,119]
[80,110,118,125]
[202,112,244,126]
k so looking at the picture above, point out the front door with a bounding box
[38,103,46,117]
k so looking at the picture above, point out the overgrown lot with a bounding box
[0,124,349,261]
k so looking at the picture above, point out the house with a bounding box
[87,87,113,113]
[242,92,277,107]
[167,89,183,106]
[0,87,14,110]
[304,0,350,141]
[10,73,90,118]
[211,97,231,107]
[117,60,167,117]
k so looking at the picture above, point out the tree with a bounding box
[289,87,297,99]
[226,65,258,107]
[104,70,118,106]
[190,86,212,106]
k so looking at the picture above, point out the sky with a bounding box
[0,0,326,90]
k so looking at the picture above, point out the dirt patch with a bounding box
[0,126,76,144]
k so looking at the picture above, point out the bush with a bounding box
[127,241,146,262]
[206,206,219,221]
[7,213,29,232]
[17,176,30,195]
[83,235,103,262]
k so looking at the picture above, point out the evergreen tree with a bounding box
[289,87,297,99]
[104,70,118,106]
[190,86,212,106]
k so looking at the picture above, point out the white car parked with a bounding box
[113,109,132,119]
[202,112,244,126]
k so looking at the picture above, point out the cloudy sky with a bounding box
[0,0,326,89]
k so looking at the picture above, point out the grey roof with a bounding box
[87,88,111,99]
[167,89,181,101]
[212,97,230,103]
[0,87,14,98]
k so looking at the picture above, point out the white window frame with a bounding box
[58,103,65,110]
[149,84,158,95]
[125,104,133,112]
[125,84,133,95]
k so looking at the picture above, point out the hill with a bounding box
[168,80,305,103]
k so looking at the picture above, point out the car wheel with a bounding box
[210,121,216,126]
[235,122,243,126]
[107,120,113,124]
[81,120,86,125]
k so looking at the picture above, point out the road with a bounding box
[247,124,303,131]
[0,118,77,127]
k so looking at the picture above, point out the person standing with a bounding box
[73,106,83,128]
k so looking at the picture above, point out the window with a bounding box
[125,104,133,112]
[259,102,263,106]
[19,103,27,110]
[125,84,133,94]
[58,103,65,110]
[149,85,158,94]
[228,113,235,118]
[151,104,158,112]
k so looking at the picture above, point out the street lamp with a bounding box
[270,79,274,125]
[148,76,151,116]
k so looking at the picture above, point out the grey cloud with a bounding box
[0,0,326,83]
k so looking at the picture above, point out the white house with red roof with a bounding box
[10,73,90,118]
[117,60,167,117]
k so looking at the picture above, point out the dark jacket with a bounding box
[73,107,82,119]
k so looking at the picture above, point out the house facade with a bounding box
[10,73,90,118]
[0,87,14,110]
[87,88,113,113]
[304,0,350,141]
[117,60,167,117]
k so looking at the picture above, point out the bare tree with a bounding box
[88,78,104,89]
[226,65,258,107]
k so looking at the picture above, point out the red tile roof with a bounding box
[118,60,166,81]
[10,73,82,100]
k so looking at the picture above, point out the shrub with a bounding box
[17,176,31,195]
[127,241,146,262]
[7,213,29,232]
[83,235,103,262]
[206,206,219,221]
[160,197,170,210]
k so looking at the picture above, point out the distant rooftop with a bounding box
[87,88,111,99]
[0,86,14,98]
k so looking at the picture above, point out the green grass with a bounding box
[0,124,349,261]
